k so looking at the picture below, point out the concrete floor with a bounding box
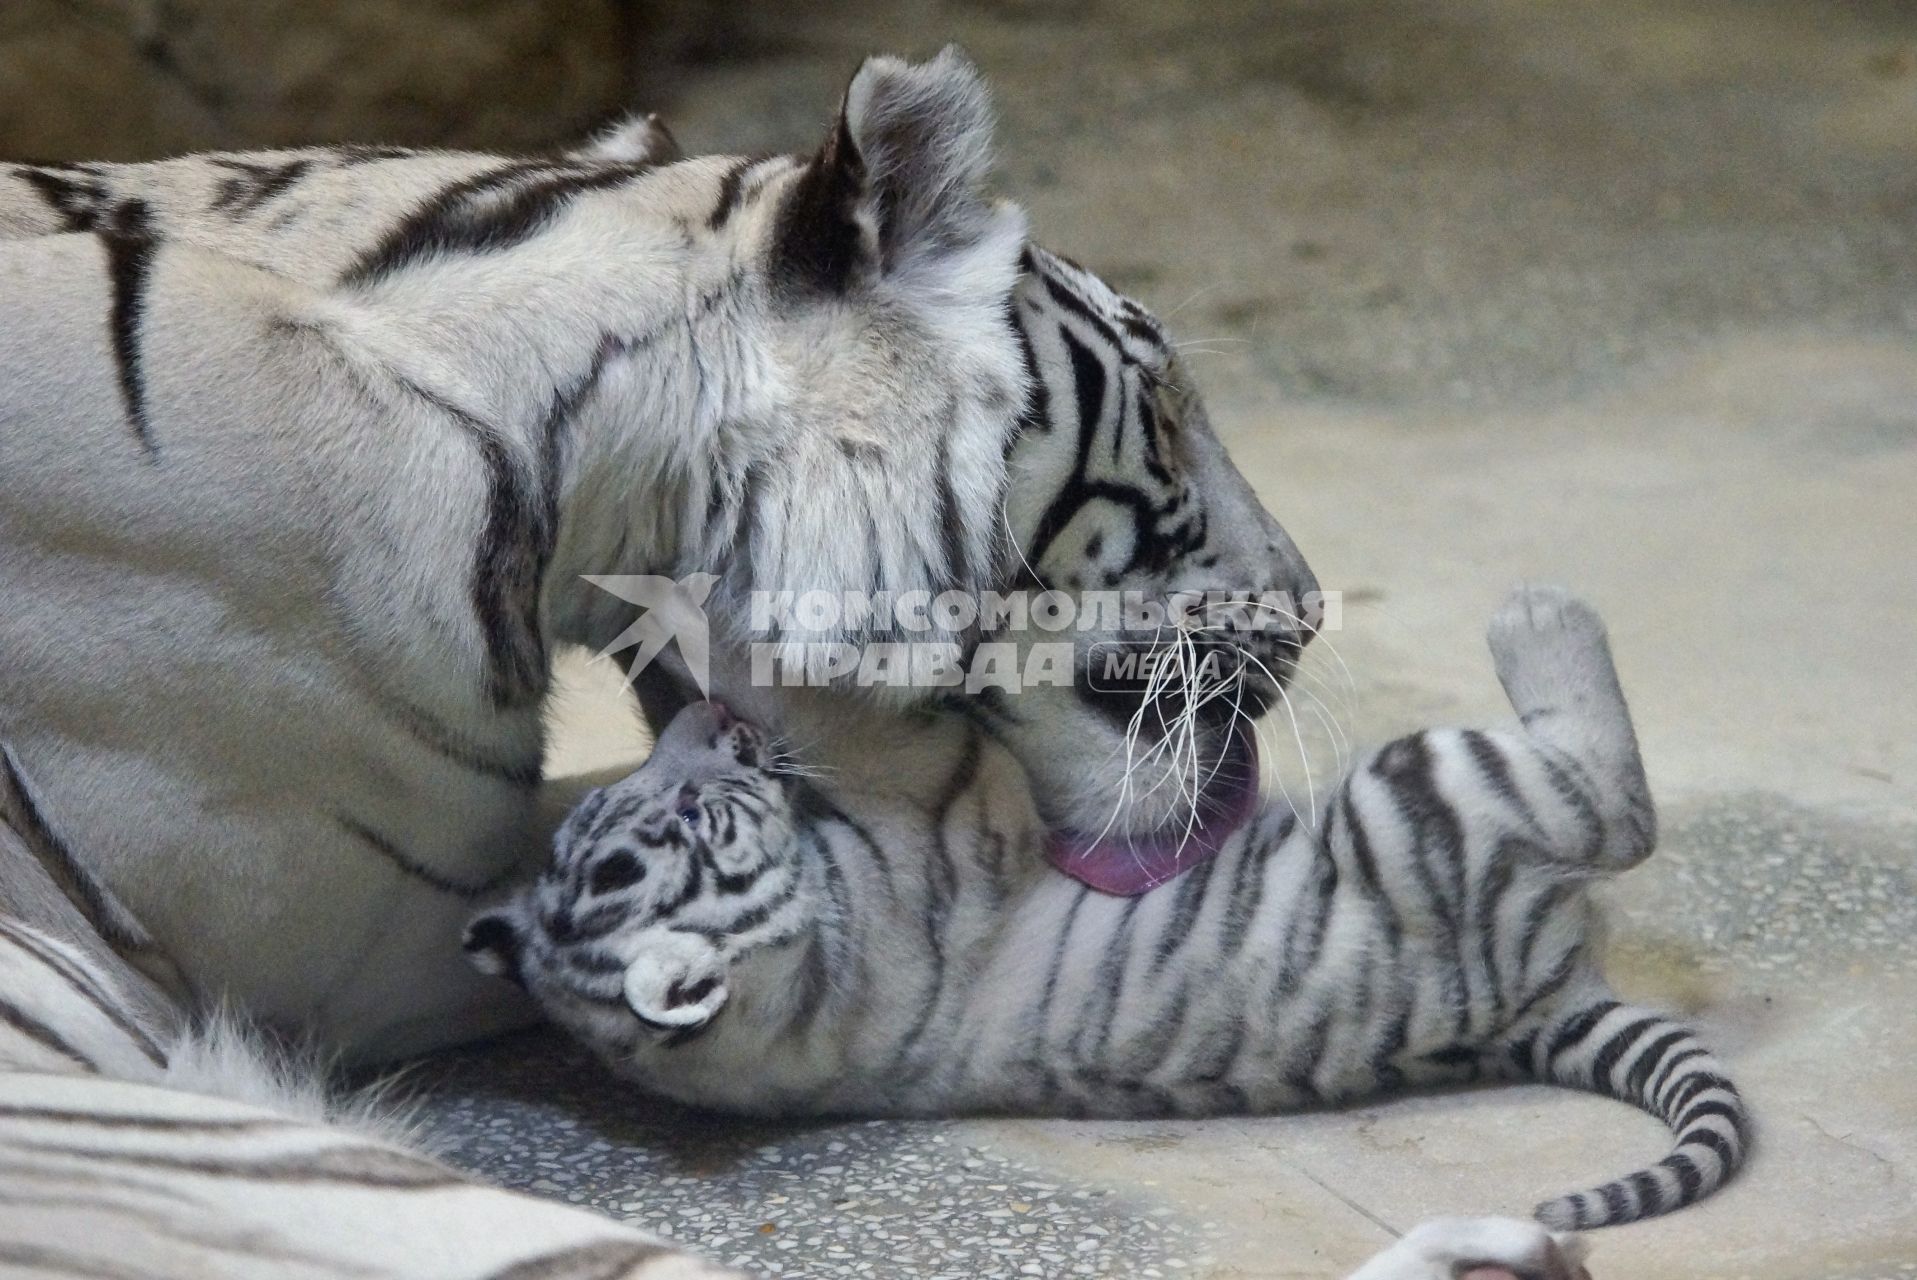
[416,2,1917,1275]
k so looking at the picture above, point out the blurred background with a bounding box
[11,3,1915,1275]
[9,0,1915,411]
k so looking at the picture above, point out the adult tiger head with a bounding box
[590,111,1318,879]
[968,248,1320,877]
[500,48,1031,679]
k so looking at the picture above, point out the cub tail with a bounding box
[1513,999,1751,1229]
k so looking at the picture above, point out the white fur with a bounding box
[0,51,1026,1062]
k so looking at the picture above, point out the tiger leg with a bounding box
[0,818,738,1279]
[1478,590,1751,1227]
[1485,584,1655,870]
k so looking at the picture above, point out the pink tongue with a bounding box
[1044,730,1260,896]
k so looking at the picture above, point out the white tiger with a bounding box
[464,245,1649,1275]
[472,589,1747,1233]
[0,49,1027,1060]
[0,53,1596,1278]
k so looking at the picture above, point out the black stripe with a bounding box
[1460,729,1529,815]
[935,431,970,593]
[1040,271,1127,351]
[1194,1001,1249,1087]
[1279,840,1340,988]
[1534,748,1605,863]
[729,461,768,588]
[1659,1151,1703,1198]
[342,162,649,285]
[1681,1125,1739,1171]
[0,921,166,1067]
[1665,1070,1740,1118]
[1337,789,1403,956]
[1546,1000,1621,1065]
[360,682,541,787]
[210,157,313,215]
[1217,813,1288,961]
[0,1101,276,1131]
[335,814,517,899]
[1027,326,1112,566]
[1083,897,1142,1064]
[1012,317,1053,434]
[391,379,549,708]
[1281,997,1334,1102]
[0,996,98,1071]
[1628,1169,1667,1216]
[1598,1179,1630,1222]
[1121,973,1197,1083]
[335,144,419,166]
[1474,837,1518,1018]
[1514,882,1572,973]
[1505,1028,1540,1076]
[539,334,624,521]
[1506,945,1578,1025]
[1678,1099,1747,1136]
[1365,972,1414,1091]
[1032,885,1090,1050]
[9,1138,462,1188]
[16,167,111,231]
[707,157,757,231]
[1589,1016,1665,1095]
[1150,841,1221,976]
[1623,1029,1693,1101]
[0,745,152,954]
[1648,1045,1711,1107]
[98,200,159,458]
[893,735,983,1070]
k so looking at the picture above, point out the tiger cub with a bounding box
[466,586,1749,1232]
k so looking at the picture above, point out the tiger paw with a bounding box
[1486,584,1620,724]
[622,930,729,1036]
[1346,1217,1590,1280]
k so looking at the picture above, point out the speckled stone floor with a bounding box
[409,2,1917,1275]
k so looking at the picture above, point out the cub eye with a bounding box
[676,785,702,827]
[589,850,644,895]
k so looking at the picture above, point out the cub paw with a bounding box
[623,930,729,1036]
[1488,584,1607,660]
[1485,585,1618,718]
[1347,1216,1590,1280]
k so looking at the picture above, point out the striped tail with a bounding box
[1514,999,1751,1229]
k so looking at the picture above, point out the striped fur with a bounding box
[0,807,739,1277]
[474,588,1749,1233]
[0,50,1027,1061]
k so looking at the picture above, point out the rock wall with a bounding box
[0,0,646,160]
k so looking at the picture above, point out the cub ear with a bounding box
[569,111,681,165]
[462,910,527,987]
[776,46,1019,291]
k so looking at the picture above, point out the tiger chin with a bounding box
[469,587,1748,1237]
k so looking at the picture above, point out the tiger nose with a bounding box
[1268,527,1319,645]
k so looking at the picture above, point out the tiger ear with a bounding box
[774,47,1019,292]
[462,910,527,988]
